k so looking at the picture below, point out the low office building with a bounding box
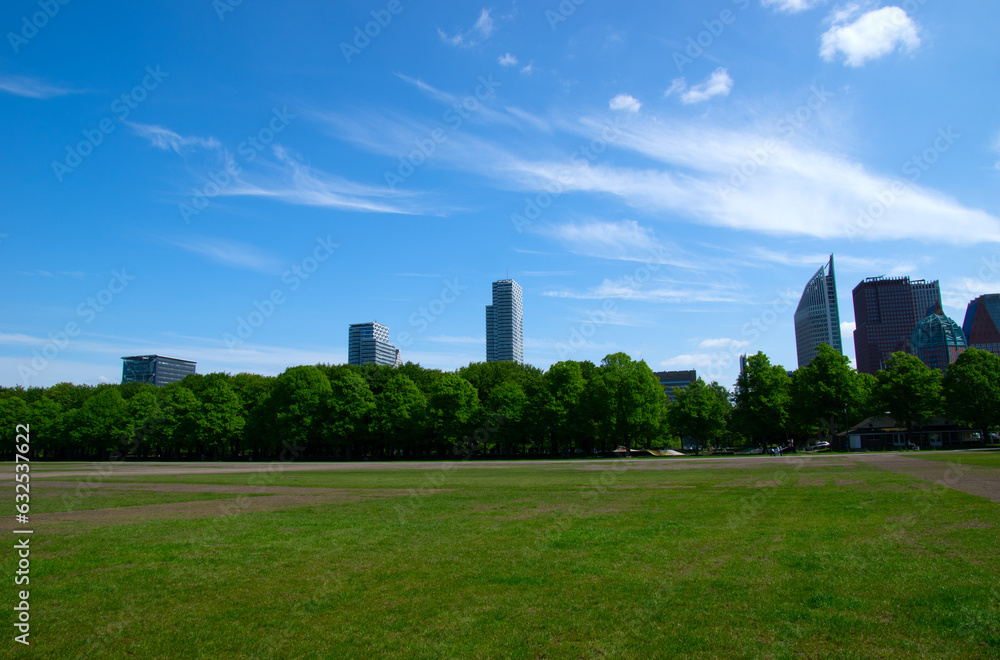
[121,355,197,386]
[654,370,697,402]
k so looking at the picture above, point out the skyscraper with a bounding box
[793,255,842,368]
[852,276,942,374]
[963,294,1000,357]
[348,322,401,367]
[121,355,196,386]
[486,279,523,363]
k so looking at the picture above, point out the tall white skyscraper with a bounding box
[793,255,843,368]
[486,279,523,363]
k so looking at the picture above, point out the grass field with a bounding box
[4,455,999,658]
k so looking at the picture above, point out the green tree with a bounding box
[325,367,376,459]
[126,386,162,459]
[0,396,30,457]
[541,361,587,456]
[263,366,333,457]
[597,353,666,455]
[71,386,131,458]
[153,384,201,459]
[732,352,790,448]
[789,344,860,440]
[485,380,528,454]
[875,352,942,444]
[428,373,480,456]
[666,378,729,450]
[192,377,245,459]
[942,347,1000,442]
[371,373,426,456]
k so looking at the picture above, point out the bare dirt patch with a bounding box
[850,454,1000,504]
[796,478,827,487]
[0,479,451,532]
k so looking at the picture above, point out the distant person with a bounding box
[776,446,782,457]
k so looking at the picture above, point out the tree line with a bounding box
[2,346,998,460]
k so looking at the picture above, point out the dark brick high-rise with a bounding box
[852,276,942,374]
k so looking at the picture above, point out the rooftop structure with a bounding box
[910,308,967,371]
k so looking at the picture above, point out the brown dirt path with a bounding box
[849,454,1000,503]
[1,478,450,531]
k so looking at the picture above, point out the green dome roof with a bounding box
[911,313,968,353]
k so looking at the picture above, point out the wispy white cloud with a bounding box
[538,219,687,266]
[520,63,534,75]
[520,271,575,277]
[746,247,925,275]
[438,8,495,47]
[820,5,920,67]
[164,236,283,274]
[543,276,739,303]
[699,338,749,350]
[498,52,518,67]
[0,74,77,99]
[423,335,484,344]
[222,146,422,215]
[609,93,641,113]
[503,106,550,132]
[762,0,824,13]
[680,68,733,104]
[127,122,221,154]
[660,353,726,369]
[314,93,1000,246]
[664,78,686,98]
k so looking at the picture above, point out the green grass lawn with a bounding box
[6,460,999,658]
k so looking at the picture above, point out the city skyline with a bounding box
[2,2,999,388]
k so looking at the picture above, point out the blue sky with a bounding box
[2,0,999,388]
